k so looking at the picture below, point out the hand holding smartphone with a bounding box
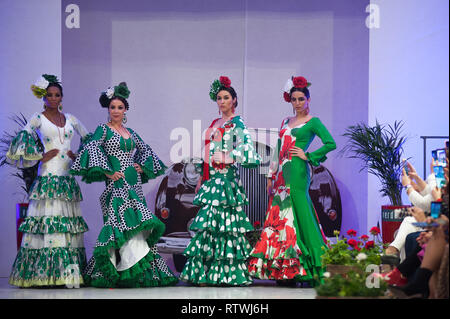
[430,201,442,219]
[402,158,410,175]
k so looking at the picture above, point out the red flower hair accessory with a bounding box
[293,76,309,88]
[282,75,311,103]
[219,76,231,88]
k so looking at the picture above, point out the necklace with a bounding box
[57,112,66,144]
[109,122,131,152]
[45,111,66,144]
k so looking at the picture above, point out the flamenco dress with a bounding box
[70,124,178,287]
[248,117,336,286]
[7,112,89,287]
[179,115,261,286]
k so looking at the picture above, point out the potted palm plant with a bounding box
[341,120,410,243]
[0,113,41,250]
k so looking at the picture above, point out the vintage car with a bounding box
[155,139,342,272]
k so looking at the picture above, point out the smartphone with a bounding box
[402,158,409,175]
[430,201,442,219]
[412,222,440,228]
[433,165,446,189]
[432,148,447,167]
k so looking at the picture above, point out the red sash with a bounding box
[202,118,220,182]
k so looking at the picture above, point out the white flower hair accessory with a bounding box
[105,87,114,99]
[30,74,59,99]
[35,76,49,90]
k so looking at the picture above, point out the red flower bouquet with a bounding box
[370,226,381,236]
[346,229,357,237]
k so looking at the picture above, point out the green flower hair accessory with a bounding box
[114,82,130,100]
[42,74,59,84]
[209,76,232,101]
[30,74,59,99]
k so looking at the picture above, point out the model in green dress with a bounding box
[248,76,336,287]
[70,82,178,288]
[179,76,261,286]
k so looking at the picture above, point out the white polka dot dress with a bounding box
[179,116,261,286]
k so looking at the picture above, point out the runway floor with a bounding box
[0,277,316,299]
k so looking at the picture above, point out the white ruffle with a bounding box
[26,199,82,218]
[109,231,151,271]
[21,233,85,249]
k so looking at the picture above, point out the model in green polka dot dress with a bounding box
[70,83,178,288]
[179,76,261,286]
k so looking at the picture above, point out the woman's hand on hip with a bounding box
[289,146,308,160]
[41,149,59,163]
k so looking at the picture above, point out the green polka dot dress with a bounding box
[179,116,261,286]
[70,124,178,288]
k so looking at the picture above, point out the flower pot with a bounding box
[326,264,363,278]
[16,203,28,250]
[381,205,411,244]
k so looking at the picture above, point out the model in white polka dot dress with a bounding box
[179,76,261,286]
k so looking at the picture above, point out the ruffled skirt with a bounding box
[179,172,254,286]
[9,175,87,287]
[82,176,178,288]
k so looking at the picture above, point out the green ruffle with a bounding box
[184,230,253,261]
[305,151,327,167]
[180,256,252,286]
[19,216,89,234]
[9,246,87,288]
[86,217,167,287]
[140,157,167,184]
[193,177,248,207]
[295,240,327,286]
[29,175,83,201]
[6,130,43,167]
[85,250,178,288]
[189,205,253,233]
[70,166,112,184]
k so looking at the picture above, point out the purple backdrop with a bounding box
[61,0,369,257]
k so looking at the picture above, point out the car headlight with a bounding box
[184,162,200,186]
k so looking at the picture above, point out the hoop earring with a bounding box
[122,113,127,124]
